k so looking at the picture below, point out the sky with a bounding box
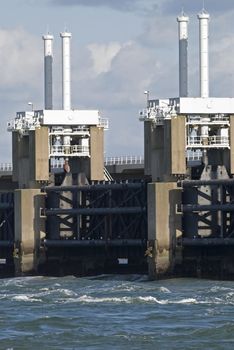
[1,0,234,162]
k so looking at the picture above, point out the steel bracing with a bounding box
[179,180,234,244]
[44,181,147,245]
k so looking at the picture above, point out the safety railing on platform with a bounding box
[0,156,145,172]
[0,163,12,171]
[104,156,144,166]
[50,145,90,157]
[187,136,229,148]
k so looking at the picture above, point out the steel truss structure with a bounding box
[44,181,147,247]
[0,192,14,274]
[178,179,234,245]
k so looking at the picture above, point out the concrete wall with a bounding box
[144,122,153,176]
[144,120,180,181]
[12,127,49,188]
[29,127,49,182]
[147,182,182,279]
[14,189,46,275]
[12,134,30,187]
[230,116,234,174]
[171,116,186,175]
[90,126,104,181]
[12,132,19,182]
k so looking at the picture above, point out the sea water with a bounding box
[0,275,234,349]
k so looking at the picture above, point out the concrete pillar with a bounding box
[12,132,19,183]
[14,189,46,275]
[90,126,104,181]
[12,127,49,188]
[147,182,182,279]
[12,134,30,188]
[29,127,49,183]
[230,115,234,174]
[151,126,165,181]
[147,120,175,182]
[144,121,152,176]
[171,116,186,175]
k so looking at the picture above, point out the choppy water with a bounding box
[1,275,234,349]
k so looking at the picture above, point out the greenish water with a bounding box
[0,275,234,349]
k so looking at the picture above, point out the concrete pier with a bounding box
[14,189,46,275]
[147,182,182,279]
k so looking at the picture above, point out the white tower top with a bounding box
[60,31,72,111]
[177,13,189,97]
[197,10,210,98]
[42,34,54,110]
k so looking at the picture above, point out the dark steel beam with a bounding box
[0,203,13,209]
[178,179,234,188]
[45,207,146,216]
[0,240,13,247]
[182,237,234,246]
[43,239,146,247]
[179,204,234,212]
[43,183,144,193]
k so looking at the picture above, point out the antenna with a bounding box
[64,22,69,32]
[202,0,206,12]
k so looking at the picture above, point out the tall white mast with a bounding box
[198,10,210,98]
[60,31,72,110]
[177,13,189,97]
[42,33,54,110]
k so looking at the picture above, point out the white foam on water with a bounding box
[210,286,234,293]
[12,294,42,302]
[56,288,78,297]
[110,284,136,292]
[159,286,171,293]
[174,298,197,304]
[77,295,132,303]
[0,294,8,300]
[138,296,166,304]
[62,294,175,305]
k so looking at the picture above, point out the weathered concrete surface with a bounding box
[171,116,186,175]
[12,127,49,188]
[230,115,234,174]
[29,127,49,182]
[14,189,46,275]
[147,182,182,279]
[90,126,104,181]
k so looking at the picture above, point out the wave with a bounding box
[12,295,42,302]
[56,294,199,305]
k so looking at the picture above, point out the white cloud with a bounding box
[0,27,43,162]
[0,27,41,87]
[87,42,122,75]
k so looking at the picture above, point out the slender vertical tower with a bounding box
[177,12,189,97]
[198,10,210,98]
[42,33,54,110]
[60,31,72,110]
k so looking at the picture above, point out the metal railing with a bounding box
[50,145,90,157]
[0,163,12,171]
[186,151,203,161]
[0,156,145,172]
[187,136,229,147]
[104,156,144,166]
[98,118,109,129]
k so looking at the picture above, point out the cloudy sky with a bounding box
[0,0,234,162]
